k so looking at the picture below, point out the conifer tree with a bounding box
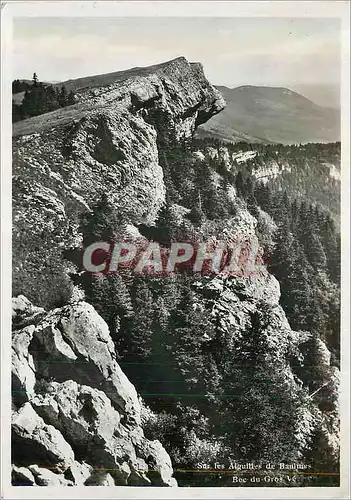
[32,72,38,86]
[290,198,300,233]
[254,182,272,213]
[83,272,133,346]
[186,193,205,225]
[67,90,76,105]
[129,279,154,362]
[235,171,246,197]
[80,193,124,246]
[154,198,178,244]
[268,216,295,283]
[12,100,23,122]
[58,85,68,107]
[304,233,327,271]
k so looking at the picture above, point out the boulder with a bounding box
[84,470,115,486]
[32,301,141,423]
[28,465,73,486]
[64,461,93,486]
[12,402,75,472]
[12,326,36,405]
[11,465,36,486]
[12,295,46,329]
[31,379,174,486]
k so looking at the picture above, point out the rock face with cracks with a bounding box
[12,57,225,309]
[11,297,177,487]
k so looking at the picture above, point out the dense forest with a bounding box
[193,137,341,218]
[64,128,340,487]
[12,73,75,122]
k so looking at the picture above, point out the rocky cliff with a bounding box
[12,56,225,308]
[11,56,226,488]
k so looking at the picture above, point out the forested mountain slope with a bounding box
[192,139,341,219]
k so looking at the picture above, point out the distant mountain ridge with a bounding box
[198,85,340,144]
[13,64,340,145]
[291,83,340,110]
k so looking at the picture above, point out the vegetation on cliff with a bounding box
[12,73,76,122]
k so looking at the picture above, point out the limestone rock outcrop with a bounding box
[12,57,225,308]
[11,298,177,487]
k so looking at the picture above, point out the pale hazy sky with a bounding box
[13,17,341,88]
